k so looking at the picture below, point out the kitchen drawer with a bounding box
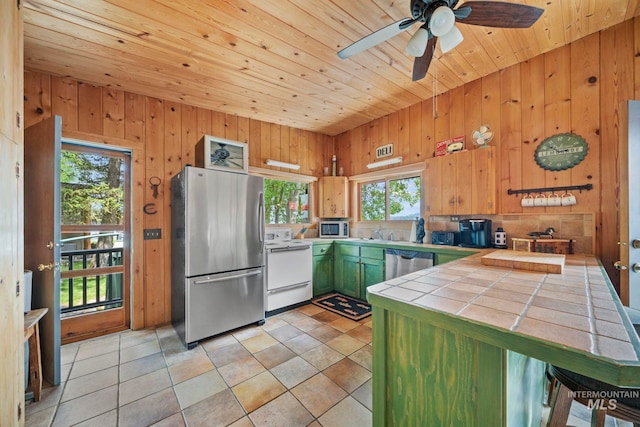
[337,244,360,257]
[361,246,384,260]
[313,243,333,256]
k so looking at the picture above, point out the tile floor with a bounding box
[23,302,636,427]
[25,303,373,426]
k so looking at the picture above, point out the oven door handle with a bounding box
[194,270,261,285]
[269,246,311,253]
[268,281,310,294]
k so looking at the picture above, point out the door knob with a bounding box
[633,240,640,249]
[46,241,54,250]
[614,261,627,271]
[37,263,55,271]
[633,264,640,273]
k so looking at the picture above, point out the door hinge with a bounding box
[18,402,21,420]
[16,281,20,297]
[16,112,20,129]
[15,162,20,178]
[16,0,20,10]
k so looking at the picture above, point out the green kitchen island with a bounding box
[367,252,640,427]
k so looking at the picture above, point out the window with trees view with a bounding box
[361,176,421,221]
[264,178,309,224]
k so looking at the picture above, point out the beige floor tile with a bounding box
[118,388,180,427]
[326,334,366,356]
[149,412,186,426]
[311,311,342,323]
[200,333,237,353]
[270,356,319,389]
[283,333,322,354]
[120,352,167,382]
[306,324,342,343]
[218,355,266,386]
[240,331,279,353]
[208,341,252,368]
[329,317,361,332]
[52,385,118,427]
[25,383,64,416]
[253,342,296,369]
[232,325,264,342]
[297,304,325,316]
[182,389,245,427]
[352,379,373,410]
[168,351,214,384]
[24,405,56,427]
[269,324,304,342]
[323,358,371,393]
[228,417,254,427]
[301,344,344,370]
[119,368,172,406]
[120,339,161,364]
[317,395,372,427]
[348,345,372,371]
[61,366,118,402]
[164,345,206,368]
[292,316,323,332]
[75,336,120,361]
[120,328,158,349]
[249,392,314,426]
[68,351,119,380]
[347,325,373,343]
[74,409,117,427]
[277,310,310,324]
[291,373,347,418]
[261,317,288,332]
[60,344,79,365]
[173,370,228,410]
[232,371,286,413]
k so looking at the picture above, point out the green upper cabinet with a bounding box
[312,243,334,297]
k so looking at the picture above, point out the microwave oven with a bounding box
[319,221,349,238]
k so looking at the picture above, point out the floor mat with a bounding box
[312,293,371,321]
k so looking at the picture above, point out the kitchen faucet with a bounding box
[373,227,384,240]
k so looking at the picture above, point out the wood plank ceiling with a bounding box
[22,0,640,136]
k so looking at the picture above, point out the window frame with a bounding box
[248,166,317,226]
[349,163,425,223]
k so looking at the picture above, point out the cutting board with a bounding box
[481,250,565,273]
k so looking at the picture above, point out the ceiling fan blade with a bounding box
[412,37,437,81]
[337,17,420,59]
[456,1,544,28]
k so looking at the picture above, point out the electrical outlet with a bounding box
[450,216,460,222]
[144,229,162,240]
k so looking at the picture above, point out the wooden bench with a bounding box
[24,308,47,401]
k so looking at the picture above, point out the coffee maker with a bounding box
[459,219,492,248]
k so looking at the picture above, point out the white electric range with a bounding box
[264,228,313,313]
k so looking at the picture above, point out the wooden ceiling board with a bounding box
[22,0,640,136]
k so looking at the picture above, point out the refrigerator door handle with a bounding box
[267,281,310,294]
[258,192,265,247]
[194,269,261,285]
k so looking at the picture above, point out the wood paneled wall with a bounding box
[23,72,334,328]
[336,19,640,290]
[1,0,24,425]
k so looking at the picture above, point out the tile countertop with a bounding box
[367,252,640,386]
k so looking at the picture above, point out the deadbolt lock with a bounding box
[37,263,54,271]
[632,240,640,249]
[633,264,640,273]
[614,261,627,271]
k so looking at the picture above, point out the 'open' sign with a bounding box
[376,144,393,158]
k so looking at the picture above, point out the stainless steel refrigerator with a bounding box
[171,166,265,348]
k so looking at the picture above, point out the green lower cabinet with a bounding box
[435,252,470,265]
[313,243,334,297]
[370,302,545,427]
[360,253,385,300]
[335,254,361,298]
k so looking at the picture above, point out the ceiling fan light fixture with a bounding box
[439,25,464,53]
[405,27,430,57]
[430,6,455,37]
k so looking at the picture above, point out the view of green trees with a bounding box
[264,179,309,224]
[61,150,124,248]
[361,176,421,221]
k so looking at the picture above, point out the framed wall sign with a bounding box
[534,133,588,171]
[196,135,248,174]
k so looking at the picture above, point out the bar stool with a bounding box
[546,364,640,426]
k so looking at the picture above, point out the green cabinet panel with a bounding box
[360,257,384,300]
[313,243,334,297]
[435,252,469,265]
[360,246,384,260]
[335,254,360,298]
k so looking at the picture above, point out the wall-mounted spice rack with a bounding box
[507,183,593,196]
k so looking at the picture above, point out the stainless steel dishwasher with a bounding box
[385,249,434,280]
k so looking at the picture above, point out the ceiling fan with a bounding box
[337,0,544,81]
